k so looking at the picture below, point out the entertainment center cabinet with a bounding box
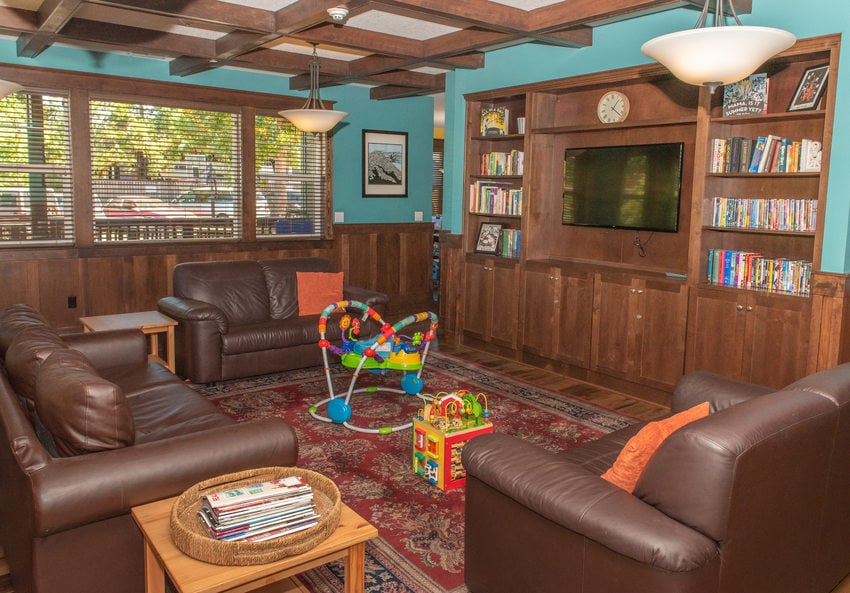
[451,34,848,403]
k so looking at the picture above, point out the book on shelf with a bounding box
[469,180,522,216]
[480,150,524,175]
[706,248,812,296]
[709,135,822,173]
[480,106,509,136]
[722,73,769,117]
[709,197,817,232]
[500,229,521,259]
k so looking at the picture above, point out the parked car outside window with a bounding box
[174,187,270,218]
[101,195,197,218]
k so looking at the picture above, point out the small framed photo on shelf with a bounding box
[363,130,408,197]
[474,222,504,255]
[788,64,829,111]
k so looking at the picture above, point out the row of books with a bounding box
[708,197,817,232]
[469,181,522,216]
[709,136,822,173]
[499,228,521,259]
[480,150,524,176]
[706,249,812,296]
[198,475,319,542]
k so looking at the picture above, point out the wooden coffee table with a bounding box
[131,497,377,593]
[80,310,177,372]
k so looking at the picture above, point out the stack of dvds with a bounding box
[198,476,319,542]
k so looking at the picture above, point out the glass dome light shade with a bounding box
[278,108,348,133]
[641,26,796,88]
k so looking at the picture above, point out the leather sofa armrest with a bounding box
[63,329,148,370]
[671,370,774,414]
[158,296,229,333]
[343,285,389,312]
[463,433,717,572]
[28,417,297,536]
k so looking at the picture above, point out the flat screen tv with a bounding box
[562,142,684,233]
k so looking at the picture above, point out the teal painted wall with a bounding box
[0,41,435,225]
[443,0,850,272]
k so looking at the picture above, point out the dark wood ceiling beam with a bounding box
[17,0,83,58]
[58,18,214,56]
[295,22,425,59]
[421,28,514,56]
[528,27,593,48]
[272,0,370,35]
[86,0,276,32]
[365,70,445,89]
[369,83,442,100]
[0,7,38,32]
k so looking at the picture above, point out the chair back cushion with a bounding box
[0,304,51,357]
[35,348,134,456]
[173,260,270,325]
[260,258,335,320]
[4,326,67,420]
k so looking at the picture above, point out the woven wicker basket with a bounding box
[170,467,341,566]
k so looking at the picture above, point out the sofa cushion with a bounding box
[221,316,343,355]
[260,258,335,320]
[297,271,344,316]
[129,383,233,444]
[0,304,51,357]
[173,260,271,325]
[601,401,709,492]
[5,325,68,420]
[35,348,134,456]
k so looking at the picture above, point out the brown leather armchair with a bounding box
[462,365,850,593]
[158,257,389,383]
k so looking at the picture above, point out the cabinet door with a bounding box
[638,280,688,389]
[686,286,748,379]
[521,267,557,358]
[743,293,812,388]
[489,259,520,349]
[555,267,593,368]
[592,272,638,378]
[462,259,491,342]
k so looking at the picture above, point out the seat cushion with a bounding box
[35,348,134,456]
[99,361,184,398]
[129,383,234,444]
[221,315,343,355]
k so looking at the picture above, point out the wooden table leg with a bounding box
[144,540,166,593]
[344,542,366,593]
[165,325,176,373]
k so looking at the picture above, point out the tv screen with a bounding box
[562,142,684,233]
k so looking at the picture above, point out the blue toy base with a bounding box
[309,387,428,434]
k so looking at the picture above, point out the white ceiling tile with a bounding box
[346,10,460,41]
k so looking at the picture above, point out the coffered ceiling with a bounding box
[0,0,750,99]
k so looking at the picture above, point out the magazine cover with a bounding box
[722,73,769,117]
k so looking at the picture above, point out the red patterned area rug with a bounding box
[195,351,636,593]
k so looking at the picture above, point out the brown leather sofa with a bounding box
[0,304,298,593]
[158,257,388,383]
[462,365,850,593]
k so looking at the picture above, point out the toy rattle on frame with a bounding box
[309,299,438,434]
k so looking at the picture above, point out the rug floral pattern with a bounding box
[198,352,635,593]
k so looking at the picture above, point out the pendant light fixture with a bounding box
[279,44,348,133]
[641,0,795,93]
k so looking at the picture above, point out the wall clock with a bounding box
[597,91,630,123]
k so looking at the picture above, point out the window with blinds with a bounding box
[255,114,326,238]
[0,90,72,246]
[89,99,241,242]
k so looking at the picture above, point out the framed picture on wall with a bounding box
[474,222,504,255]
[363,130,408,197]
[788,64,829,111]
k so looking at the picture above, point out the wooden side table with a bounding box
[131,497,377,593]
[80,311,177,372]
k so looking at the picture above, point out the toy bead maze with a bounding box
[310,300,439,434]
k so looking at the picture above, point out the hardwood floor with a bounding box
[1,345,848,593]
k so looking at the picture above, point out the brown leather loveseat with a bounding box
[463,364,850,593]
[0,304,298,593]
[158,257,388,383]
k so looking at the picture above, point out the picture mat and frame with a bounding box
[788,64,829,112]
[474,222,504,255]
[362,130,408,197]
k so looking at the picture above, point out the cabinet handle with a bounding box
[553,299,559,304]
[746,305,753,312]
[736,304,744,311]
[549,275,556,280]
[630,288,637,294]
[635,314,643,320]
[637,289,644,294]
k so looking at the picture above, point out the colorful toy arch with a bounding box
[309,300,438,434]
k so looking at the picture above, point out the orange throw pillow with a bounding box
[296,271,344,316]
[601,401,710,493]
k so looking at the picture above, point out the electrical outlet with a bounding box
[67,296,77,309]
[414,211,423,222]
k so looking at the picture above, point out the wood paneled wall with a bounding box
[0,223,435,331]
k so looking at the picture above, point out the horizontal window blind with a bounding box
[255,115,326,238]
[89,99,241,242]
[0,90,72,246]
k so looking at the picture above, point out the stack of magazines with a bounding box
[198,476,319,542]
